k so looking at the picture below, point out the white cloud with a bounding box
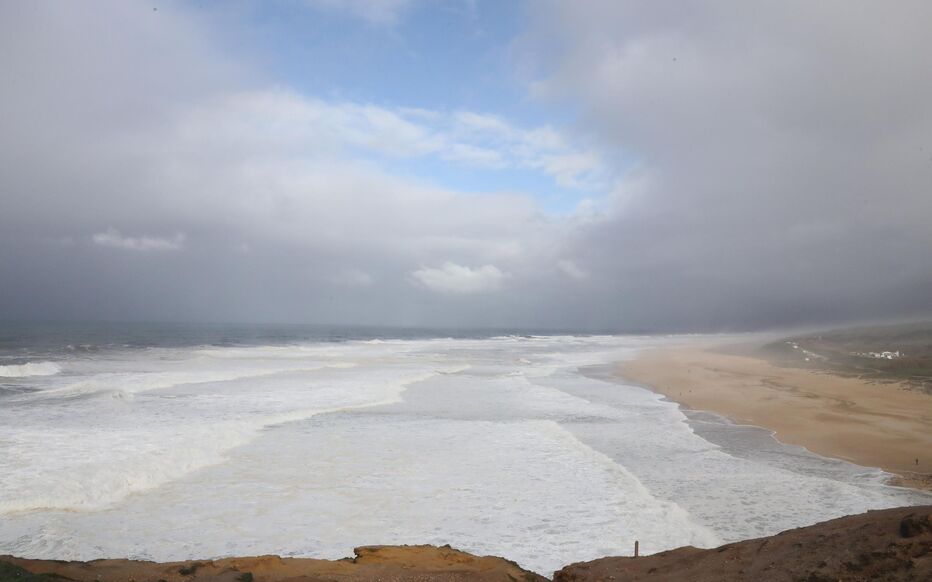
[305,0,415,26]
[538,152,603,189]
[176,90,600,191]
[449,111,603,188]
[442,143,507,168]
[92,228,185,252]
[410,263,507,294]
[452,111,517,137]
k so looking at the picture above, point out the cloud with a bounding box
[0,1,554,326]
[411,263,507,294]
[304,0,416,26]
[303,0,477,27]
[538,152,602,189]
[330,268,374,287]
[163,89,598,191]
[92,228,185,252]
[515,0,932,329]
[448,112,604,189]
[557,259,589,281]
[2,0,931,330]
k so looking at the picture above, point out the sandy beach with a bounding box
[618,341,932,490]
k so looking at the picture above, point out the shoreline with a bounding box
[617,340,932,492]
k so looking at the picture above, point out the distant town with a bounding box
[852,350,904,360]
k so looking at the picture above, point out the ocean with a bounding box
[0,323,927,574]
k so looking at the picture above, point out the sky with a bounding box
[1,0,931,331]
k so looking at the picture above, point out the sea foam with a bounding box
[0,361,61,377]
[0,342,452,513]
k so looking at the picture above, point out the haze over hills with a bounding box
[765,321,932,392]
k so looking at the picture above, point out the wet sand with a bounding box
[618,341,932,490]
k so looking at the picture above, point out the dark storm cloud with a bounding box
[515,0,932,330]
[2,0,931,331]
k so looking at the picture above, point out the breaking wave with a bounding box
[0,362,62,378]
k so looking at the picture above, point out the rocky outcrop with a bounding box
[0,545,547,582]
[554,505,932,582]
[3,506,931,581]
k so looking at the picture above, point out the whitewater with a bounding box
[0,326,928,575]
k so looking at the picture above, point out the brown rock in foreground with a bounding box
[4,507,931,582]
[554,505,932,582]
[0,545,547,582]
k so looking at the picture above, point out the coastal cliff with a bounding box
[3,506,930,581]
[0,545,547,582]
[555,505,931,582]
